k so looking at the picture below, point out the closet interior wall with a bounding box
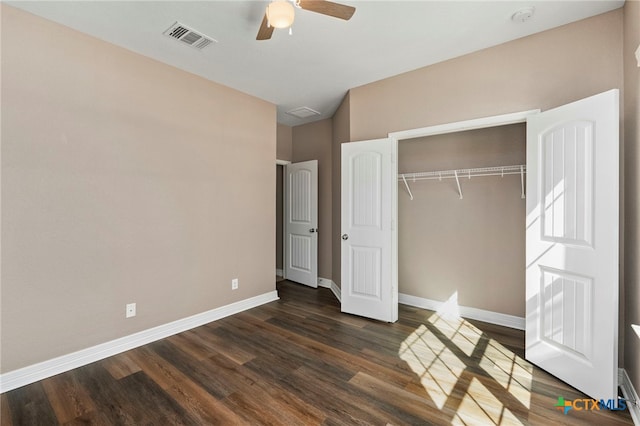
[398,123,526,317]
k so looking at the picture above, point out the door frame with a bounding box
[387,110,540,299]
[276,159,291,279]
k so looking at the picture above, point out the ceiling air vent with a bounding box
[286,107,321,119]
[163,22,216,50]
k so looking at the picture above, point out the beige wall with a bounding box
[277,123,293,162]
[623,0,640,399]
[350,10,623,141]
[331,94,351,288]
[292,119,333,280]
[399,125,526,316]
[1,5,276,372]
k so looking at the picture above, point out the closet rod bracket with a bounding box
[402,174,414,200]
[454,170,463,199]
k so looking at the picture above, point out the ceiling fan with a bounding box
[256,0,356,40]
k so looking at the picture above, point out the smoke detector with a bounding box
[511,7,535,23]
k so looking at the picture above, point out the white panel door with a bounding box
[526,89,619,400]
[285,160,318,287]
[341,138,398,322]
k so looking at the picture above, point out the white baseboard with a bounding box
[0,290,279,393]
[276,269,283,277]
[317,277,332,288]
[331,282,341,302]
[398,293,525,330]
[620,368,640,425]
[318,277,341,303]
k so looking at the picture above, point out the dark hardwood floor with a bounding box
[1,280,634,425]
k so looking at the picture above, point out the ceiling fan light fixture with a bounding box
[266,1,295,29]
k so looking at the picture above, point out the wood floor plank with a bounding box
[126,345,190,392]
[189,324,256,365]
[1,280,633,425]
[100,352,141,380]
[278,366,396,425]
[157,370,248,425]
[71,363,145,425]
[146,340,236,399]
[206,353,327,425]
[1,393,14,426]
[62,409,114,425]
[117,371,200,425]
[208,322,317,384]
[5,382,63,425]
[349,370,456,426]
[232,309,416,388]
[116,341,247,424]
[166,331,216,362]
[229,318,358,385]
[292,364,431,425]
[223,390,315,426]
[41,372,96,423]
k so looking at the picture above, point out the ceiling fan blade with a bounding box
[297,0,355,20]
[256,13,274,40]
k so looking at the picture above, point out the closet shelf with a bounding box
[398,164,526,200]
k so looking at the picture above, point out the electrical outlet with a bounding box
[126,303,136,318]
[231,278,239,290]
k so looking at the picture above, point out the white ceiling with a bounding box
[8,0,624,126]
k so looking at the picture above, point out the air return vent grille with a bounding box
[163,22,216,50]
[286,107,321,119]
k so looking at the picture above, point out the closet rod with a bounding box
[398,164,527,200]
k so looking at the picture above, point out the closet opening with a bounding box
[388,110,538,328]
[397,123,526,322]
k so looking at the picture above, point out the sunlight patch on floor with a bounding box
[400,324,466,409]
[399,301,532,424]
[428,313,482,357]
[480,339,533,409]
[452,378,524,425]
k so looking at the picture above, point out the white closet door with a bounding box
[341,138,398,322]
[285,160,318,287]
[526,89,619,400]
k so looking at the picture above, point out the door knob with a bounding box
[342,234,349,240]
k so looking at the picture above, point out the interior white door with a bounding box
[285,160,318,287]
[526,89,619,400]
[341,138,398,322]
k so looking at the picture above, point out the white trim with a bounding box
[385,110,538,327]
[620,368,640,425]
[318,277,341,303]
[0,291,278,393]
[331,282,341,303]
[276,164,287,280]
[388,110,540,141]
[317,277,332,288]
[398,293,525,330]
